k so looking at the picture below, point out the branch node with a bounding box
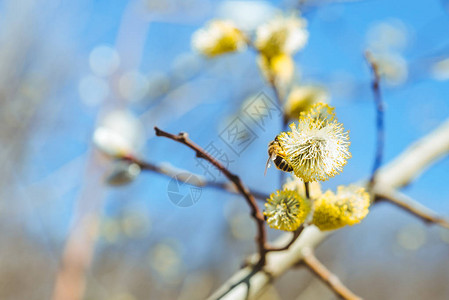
[179,132,188,140]
[154,126,162,136]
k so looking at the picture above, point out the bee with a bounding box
[265,136,293,175]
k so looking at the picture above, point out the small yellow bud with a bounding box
[284,85,329,120]
[257,53,294,85]
[191,20,247,57]
[311,186,370,231]
[255,15,308,58]
[264,190,311,231]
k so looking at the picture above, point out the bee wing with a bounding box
[264,156,273,176]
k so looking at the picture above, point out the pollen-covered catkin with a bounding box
[255,15,308,58]
[311,185,370,231]
[277,103,351,182]
[264,190,311,231]
[192,20,247,57]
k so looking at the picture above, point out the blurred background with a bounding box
[2,0,449,299]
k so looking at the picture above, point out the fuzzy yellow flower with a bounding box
[284,85,329,120]
[311,186,370,231]
[191,20,247,57]
[255,15,308,58]
[264,190,311,231]
[257,53,294,85]
[277,103,351,182]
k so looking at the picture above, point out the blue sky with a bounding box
[18,0,449,271]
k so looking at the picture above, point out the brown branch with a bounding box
[304,182,311,199]
[153,127,268,266]
[263,51,288,186]
[121,155,270,201]
[268,76,284,107]
[375,187,449,230]
[365,51,385,188]
[245,36,290,187]
[244,34,286,121]
[266,225,304,252]
[301,248,362,300]
[271,79,288,187]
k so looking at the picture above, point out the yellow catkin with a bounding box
[257,54,294,85]
[264,190,311,231]
[191,20,246,57]
[277,103,351,182]
[284,85,329,120]
[312,186,370,231]
[255,15,308,58]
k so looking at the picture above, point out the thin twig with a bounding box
[375,187,449,230]
[244,35,287,125]
[266,225,304,252]
[121,155,270,201]
[154,127,268,266]
[268,77,284,108]
[267,69,289,187]
[365,51,385,188]
[245,37,289,187]
[376,118,449,188]
[267,69,289,133]
[304,182,310,199]
[301,248,362,300]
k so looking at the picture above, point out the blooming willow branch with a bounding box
[312,186,370,231]
[153,127,269,266]
[301,247,362,300]
[366,51,385,188]
[209,117,449,300]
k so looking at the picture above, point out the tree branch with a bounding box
[153,127,268,266]
[269,79,288,187]
[375,187,449,230]
[375,118,449,189]
[266,225,304,252]
[121,155,270,201]
[301,247,362,300]
[208,117,449,300]
[365,51,385,187]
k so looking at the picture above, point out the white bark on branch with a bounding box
[375,118,449,189]
[208,118,449,300]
